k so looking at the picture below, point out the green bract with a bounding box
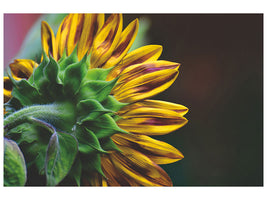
[4,50,128,186]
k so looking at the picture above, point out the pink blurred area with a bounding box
[4,14,41,68]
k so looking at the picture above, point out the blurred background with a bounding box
[4,14,263,186]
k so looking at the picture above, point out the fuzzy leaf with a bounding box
[45,131,78,186]
[78,79,117,102]
[4,138,27,186]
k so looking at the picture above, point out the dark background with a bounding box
[124,14,263,186]
[4,14,263,186]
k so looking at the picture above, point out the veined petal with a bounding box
[112,61,180,103]
[106,45,162,81]
[67,14,85,56]
[90,14,123,68]
[41,21,58,60]
[4,77,12,103]
[9,59,37,80]
[118,99,189,117]
[101,156,139,186]
[101,18,139,69]
[56,14,72,58]
[116,107,188,135]
[109,146,172,186]
[89,173,108,186]
[77,14,105,60]
[112,134,184,164]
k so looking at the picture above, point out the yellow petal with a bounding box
[118,99,189,117]
[90,14,123,68]
[4,77,12,103]
[117,107,188,135]
[106,45,162,81]
[112,61,180,103]
[101,18,139,69]
[109,146,172,186]
[56,14,73,58]
[89,173,108,186]
[9,59,37,80]
[41,21,58,60]
[112,134,184,164]
[66,14,85,56]
[77,14,105,60]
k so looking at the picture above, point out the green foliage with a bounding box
[4,138,27,186]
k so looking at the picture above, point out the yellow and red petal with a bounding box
[106,45,162,81]
[112,61,180,103]
[112,133,184,164]
[118,99,188,116]
[109,146,172,186]
[9,59,37,80]
[117,107,188,135]
[4,77,12,103]
[56,14,73,58]
[77,14,105,60]
[66,14,85,56]
[41,21,58,60]
[90,14,123,68]
[101,18,139,69]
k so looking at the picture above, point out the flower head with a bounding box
[4,14,188,186]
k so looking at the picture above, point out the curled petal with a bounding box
[77,14,105,60]
[106,45,162,81]
[56,14,73,58]
[109,146,172,186]
[4,77,12,103]
[112,61,180,103]
[90,14,123,68]
[101,18,139,69]
[112,134,184,164]
[118,99,189,117]
[117,107,188,135]
[66,14,85,56]
[41,21,58,60]
[101,156,139,186]
[9,59,37,80]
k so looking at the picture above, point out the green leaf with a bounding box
[81,153,104,176]
[83,67,113,81]
[4,97,23,116]
[45,131,78,186]
[74,125,107,154]
[68,157,82,186]
[78,79,117,103]
[83,114,128,139]
[77,99,114,123]
[63,55,88,96]
[100,137,121,152]
[4,138,27,186]
[102,95,128,112]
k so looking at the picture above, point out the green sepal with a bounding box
[83,67,113,82]
[74,125,107,154]
[63,54,88,96]
[4,97,23,116]
[78,78,118,103]
[45,131,78,186]
[4,138,27,186]
[58,46,79,74]
[81,153,104,177]
[77,99,114,124]
[67,156,82,186]
[102,95,128,112]
[100,137,122,152]
[8,72,43,106]
[83,114,128,139]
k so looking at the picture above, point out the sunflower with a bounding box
[3,14,188,186]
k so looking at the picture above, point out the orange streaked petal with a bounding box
[90,14,123,68]
[118,99,189,117]
[56,14,73,58]
[109,146,172,186]
[66,14,85,56]
[112,134,184,164]
[101,18,139,69]
[41,21,58,60]
[9,59,37,80]
[77,14,105,60]
[106,45,162,81]
[4,77,12,103]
